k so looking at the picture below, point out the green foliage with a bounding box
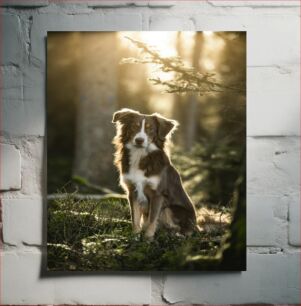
[220,168,246,270]
[172,139,243,206]
[47,194,230,271]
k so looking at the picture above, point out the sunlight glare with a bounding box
[203,31,213,37]
[203,59,215,71]
[149,94,174,117]
[139,31,177,57]
[119,31,177,57]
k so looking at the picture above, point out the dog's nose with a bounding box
[135,137,144,146]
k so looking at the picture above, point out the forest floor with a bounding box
[47,194,231,271]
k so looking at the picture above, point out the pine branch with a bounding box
[121,36,245,95]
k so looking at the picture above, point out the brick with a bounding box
[149,15,194,30]
[151,275,164,303]
[38,3,93,14]
[2,198,43,246]
[0,143,21,191]
[247,195,285,246]
[248,14,299,66]
[22,66,46,136]
[2,252,54,304]
[133,1,149,6]
[0,0,49,6]
[86,0,174,7]
[1,66,22,102]
[1,66,24,136]
[207,0,300,7]
[248,137,299,197]
[2,65,46,136]
[87,1,147,7]
[148,1,175,7]
[163,253,300,304]
[19,137,44,196]
[103,12,142,30]
[248,66,299,136]
[86,1,134,7]
[2,16,45,137]
[249,195,288,247]
[288,194,300,246]
[2,251,151,304]
[2,13,24,65]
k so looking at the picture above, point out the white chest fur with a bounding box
[121,147,160,204]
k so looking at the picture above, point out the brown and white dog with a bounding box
[112,108,198,239]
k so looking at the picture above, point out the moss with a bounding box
[47,194,230,271]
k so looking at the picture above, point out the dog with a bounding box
[112,108,198,239]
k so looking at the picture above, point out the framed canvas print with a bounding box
[47,31,246,271]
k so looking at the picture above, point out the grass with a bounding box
[47,193,231,271]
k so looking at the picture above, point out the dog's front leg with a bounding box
[128,188,143,234]
[132,201,143,234]
[145,192,164,239]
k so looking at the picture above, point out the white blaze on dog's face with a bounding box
[132,119,148,148]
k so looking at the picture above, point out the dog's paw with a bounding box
[144,229,155,241]
[142,220,149,231]
[133,225,142,234]
[145,235,154,242]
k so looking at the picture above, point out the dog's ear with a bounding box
[112,108,138,123]
[153,113,179,140]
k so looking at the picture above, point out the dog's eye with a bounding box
[132,122,140,130]
[146,124,153,132]
[146,123,153,130]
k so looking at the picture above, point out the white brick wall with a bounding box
[163,252,300,304]
[2,198,43,246]
[2,251,151,304]
[0,0,300,304]
[0,143,21,190]
[2,13,24,65]
[289,193,300,246]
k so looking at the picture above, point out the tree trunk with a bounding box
[73,32,118,190]
[184,32,204,150]
[219,157,246,270]
[173,32,185,144]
